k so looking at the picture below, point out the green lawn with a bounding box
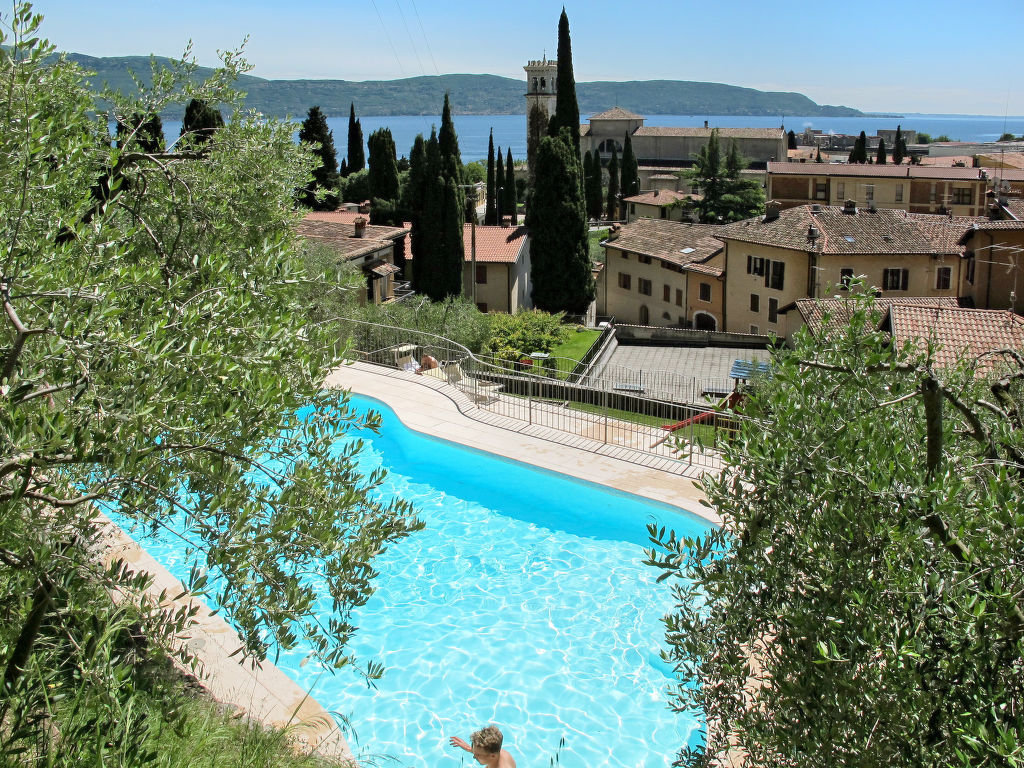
[549,398,726,444]
[551,328,601,363]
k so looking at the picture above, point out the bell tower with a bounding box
[524,55,558,179]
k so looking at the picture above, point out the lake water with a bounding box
[161,113,1024,162]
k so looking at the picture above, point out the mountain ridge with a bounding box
[59,51,863,118]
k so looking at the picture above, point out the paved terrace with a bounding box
[325,360,716,523]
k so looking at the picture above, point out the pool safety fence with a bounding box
[340,318,739,471]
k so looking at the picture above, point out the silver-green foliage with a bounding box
[648,289,1024,767]
[0,5,419,762]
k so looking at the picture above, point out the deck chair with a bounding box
[444,362,502,404]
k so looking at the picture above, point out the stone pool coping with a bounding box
[324,360,720,526]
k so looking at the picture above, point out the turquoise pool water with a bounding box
[122,393,710,767]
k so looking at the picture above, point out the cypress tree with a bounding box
[530,131,594,314]
[621,133,639,198]
[407,134,428,294]
[180,98,223,145]
[340,158,348,177]
[346,103,365,174]
[116,112,164,153]
[855,131,868,163]
[787,130,797,149]
[367,126,400,201]
[440,177,466,299]
[504,148,517,224]
[815,146,822,163]
[527,102,548,187]
[495,146,506,225]
[551,8,581,157]
[485,130,497,225]
[606,147,619,220]
[876,138,887,165]
[893,124,906,164]
[298,105,341,210]
[582,151,595,220]
[438,92,463,184]
[587,150,604,221]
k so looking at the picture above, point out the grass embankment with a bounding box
[589,228,610,264]
[538,397,725,445]
[550,328,601,364]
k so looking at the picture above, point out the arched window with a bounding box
[532,77,538,92]
[540,77,546,90]
[598,139,623,154]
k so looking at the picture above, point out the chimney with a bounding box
[654,188,659,197]
[354,217,367,238]
[807,224,820,242]
[764,200,781,222]
[843,199,858,215]
[704,120,709,129]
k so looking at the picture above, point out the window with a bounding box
[865,184,874,202]
[663,284,670,302]
[630,203,636,216]
[883,267,909,291]
[814,182,827,200]
[475,264,487,284]
[953,188,972,205]
[936,266,952,290]
[895,183,904,203]
[769,260,785,290]
[750,325,760,334]
[699,282,712,302]
[966,255,976,285]
[768,297,779,324]
[929,183,937,203]
[750,293,760,312]
[638,278,652,296]
[621,251,629,259]
[638,254,652,265]
[476,302,488,312]
[840,268,854,289]
[618,272,631,290]
[660,207,667,219]
[675,288,683,306]
[747,255,766,276]
[837,182,845,200]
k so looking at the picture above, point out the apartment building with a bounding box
[766,162,989,218]
[716,201,978,335]
[597,218,725,329]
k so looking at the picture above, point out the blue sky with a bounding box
[19,0,1024,115]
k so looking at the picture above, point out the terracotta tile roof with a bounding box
[623,189,698,205]
[296,219,398,261]
[589,107,644,120]
[604,218,723,273]
[405,225,528,264]
[719,205,981,255]
[888,305,1024,374]
[789,296,961,341]
[634,126,783,140]
[767,161,991,180]
[299,213,410,240]
[1002,198,1024,220]
[958,219,1024,241]
[461,225,528,263]
[989,168,1024,181]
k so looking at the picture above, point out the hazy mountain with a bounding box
[61,52,862,118]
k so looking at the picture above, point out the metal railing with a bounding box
[339,318,739,471]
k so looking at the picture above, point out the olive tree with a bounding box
[648,288,1024,767]
[0,7,419,763]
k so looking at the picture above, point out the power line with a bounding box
[408,0,440,76]
[394,0,426,76]
[369,0,405,77]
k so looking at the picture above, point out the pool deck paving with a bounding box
[98,358,717,767]
[324,360,718,525]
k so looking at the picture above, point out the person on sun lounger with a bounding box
[449,725,516,768]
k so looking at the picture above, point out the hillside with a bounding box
[62,52,862,118]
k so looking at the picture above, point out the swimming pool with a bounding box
[124,393,710,767]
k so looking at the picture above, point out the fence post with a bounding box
[529,374,533,425]
[603,386,608,445]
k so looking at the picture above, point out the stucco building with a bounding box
[716,201,980,335]
[597,218,725,329]
[765,162,990,218]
